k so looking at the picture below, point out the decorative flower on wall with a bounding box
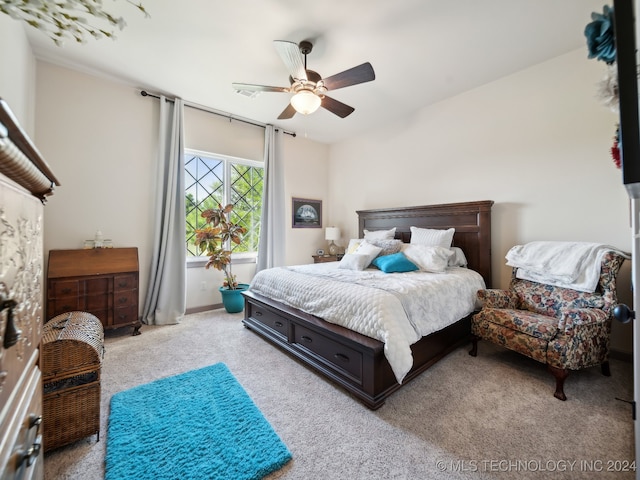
[611,125,621,169]
[596,63,619,113]
[0,0,148,46]
[585,5,621,169]
[584,5,616,64]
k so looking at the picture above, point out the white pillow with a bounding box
[402,244,454,273]
[353,240,383,267]
[410,226,455,248]
[346,238,364,254]
[364,228,396,240]
[448,247,468,267]
[338,254,370,271]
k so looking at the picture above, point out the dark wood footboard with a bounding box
[242,290,471,409]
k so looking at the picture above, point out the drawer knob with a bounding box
[29,414,42,429]
[17,414,43,468]
[275,321,283,328]
[118,282,129,287]
[334,353,350,363]
[62,287,72,294]
[118,297,128,304]
[301,335,313,343]
[255,311,263,317]
[17,435,42,467]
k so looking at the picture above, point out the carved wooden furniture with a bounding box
[0,99,59,479]
[46,248,141,335]
[243,200,493,409]
[470,250,625,400]
[42,311,104,451]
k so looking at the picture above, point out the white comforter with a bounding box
[249,263,485,384]
[505,241,630,293]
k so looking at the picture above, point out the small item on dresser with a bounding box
[94,230,104,248]
[84,237,112,249]
[316,249,325,255]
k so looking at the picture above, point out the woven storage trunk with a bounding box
[42,311,104,451]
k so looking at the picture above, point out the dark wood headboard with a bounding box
[357,200,494,288]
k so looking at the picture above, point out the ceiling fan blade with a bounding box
[321,95,355,118]
[277,103,297,120]
[232,83,289,93]
[273,40,307,81]
[322,62,375,91]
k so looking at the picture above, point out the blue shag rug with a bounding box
[105,363,291,480]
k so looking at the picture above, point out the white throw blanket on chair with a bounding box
[505,241,629,293]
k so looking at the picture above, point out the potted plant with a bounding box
[195,203,249,313]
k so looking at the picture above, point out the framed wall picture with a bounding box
[292,197,322,228]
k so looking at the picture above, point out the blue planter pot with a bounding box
[219,283,250,313]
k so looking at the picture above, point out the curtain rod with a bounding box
[140,90,296,137]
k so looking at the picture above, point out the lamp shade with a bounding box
[325,227,340,241]
[291,90,321,115]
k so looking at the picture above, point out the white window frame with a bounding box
[185,148,263,269]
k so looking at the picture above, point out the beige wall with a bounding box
[282,135,331,263]
[33,62,330,312]
[183,106,328,307]
[0,16,36,135]
[328,49,633,353]
[183,107,329,270]
[35,62,158,310]
[3,27,632,352]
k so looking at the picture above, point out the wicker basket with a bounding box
[42,311,104,451]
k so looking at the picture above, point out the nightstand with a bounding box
[312,254,343,263]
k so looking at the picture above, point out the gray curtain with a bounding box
[256,125,286,271]
[142,96,186,325]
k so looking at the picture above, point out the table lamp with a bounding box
[325,227,340,255]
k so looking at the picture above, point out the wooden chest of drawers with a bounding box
[0,177,46,480]
[0,99,60,480]
[46,248,141,334]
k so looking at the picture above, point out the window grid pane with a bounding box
[185,152,263,257]
[230,164,263,253]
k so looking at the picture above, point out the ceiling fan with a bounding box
[232,40,375,120]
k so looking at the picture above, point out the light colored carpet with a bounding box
[44,309,635,480]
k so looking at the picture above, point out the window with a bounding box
[185,149,263,259]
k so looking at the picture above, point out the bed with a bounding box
[242,200,493,409]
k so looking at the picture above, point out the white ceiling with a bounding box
[26,0,605,144]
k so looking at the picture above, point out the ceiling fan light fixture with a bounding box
[291,90,321,115]
[233,40,375,120]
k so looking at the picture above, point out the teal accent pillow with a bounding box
[371,252,419,273]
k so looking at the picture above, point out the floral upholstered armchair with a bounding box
[469,249,626,401]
